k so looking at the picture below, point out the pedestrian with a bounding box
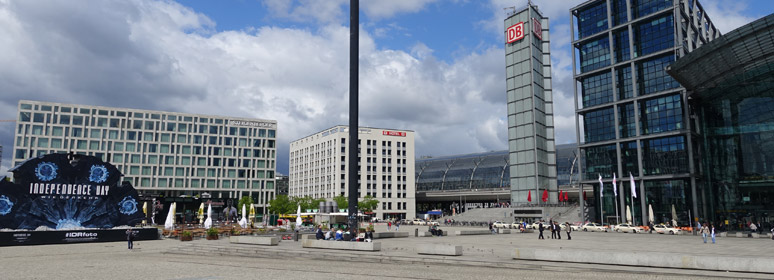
[315,225,325,240]
[750,222,758,237]
[649,222,654,234]
[758,222,763,235]
[125,228,134,250]
[489,222,495,234]
[387,221,391,231]
[550,220,556,239]
[555,222,561,239]
[395,220,400,231]
[565,222,571,240]
[538,222,545,240]
[701,223,710,243]
[710,224,716,244]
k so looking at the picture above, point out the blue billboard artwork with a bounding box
[0,153,145,230]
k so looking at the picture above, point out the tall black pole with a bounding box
[347,0,359,232]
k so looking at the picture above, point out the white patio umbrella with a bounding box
[164,202,176,230]
[239,204,248,228]
[295,205,302,228]
[625,205,632,224]
[648,204,654,224]
[204,203,213,229]
[671,204,678,227]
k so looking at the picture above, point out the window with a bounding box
[634,15,674,57]
[578,36,611,73]
[268,130,275,138]
[59,115,70,125]
[616,66,634,100]
[632,0,672,19]
[89,141,99,150]
[177,135,186,143]
[612,0,628,25]
[581,71,613,107]
[583,107,615,143]
[584,144,617,180]
[50,138,62,148]
[640,94,683,135]
[147,155,158,164]
[642,136,687,175]
[37,138,49,148]
[90,129,101,139]
[619,103,636,138]
[33,113,45,123]
[620,141,639,176]
[31,125,43,135]
[637,55,680,95]
[143,133,154,141]
[131,155,140,163]
[613,29,630,62]
[126,143,135,152]
[114,142,124,151]
[577,1,608,39]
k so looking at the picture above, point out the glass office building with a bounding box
[571,0,719,225]
[505,3,557,205]
[667,13,774,230]
[13,100,278,219]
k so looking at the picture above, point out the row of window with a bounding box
[584,135,687,179]
[125,175,275,190]
[583,93,683,143]
[18,112,276,139]
[576,0,673,39]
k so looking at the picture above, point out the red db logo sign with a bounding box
[506,22,524,44]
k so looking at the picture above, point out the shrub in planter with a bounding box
[206,227,219,240]
[180,231,193,241]
[279,228,287,232]
[230,227,239,236]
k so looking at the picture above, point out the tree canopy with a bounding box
[358,195,379,213]
[332,195,348,209]
[237,196,254,215]
[267,195,294,214]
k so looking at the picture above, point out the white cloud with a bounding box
[0,0,508,175]
[262,0,438,24]
[699,0,763,33]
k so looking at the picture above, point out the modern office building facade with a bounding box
[571,0,719,225]
[505,3,558,205]
[13,100,278,218]
[289,126,415,220]
[667,13,774,229]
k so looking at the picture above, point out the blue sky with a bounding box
[0,0,771,175]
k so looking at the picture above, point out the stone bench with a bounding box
[372,232,409,239]
[301,239,381,251]
[497,229,511,234]
[418,231,448,237]
[416,244,462,256]
[455,230,492,236]
[229,236,279,246]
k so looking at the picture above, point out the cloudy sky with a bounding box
[0,0,770,175]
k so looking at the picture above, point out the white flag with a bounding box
[629,172,637,198]
[613,173,618,197]
[598,174,603,198]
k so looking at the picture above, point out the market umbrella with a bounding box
[648,204,654,224]
[198,203,205,224]
[671,204,678,227]
[625,205,632,224]
[239,204,248,228]
[142,202,148,215]
[541,189,548,202]
[527,190,532,202]
[164,202,176,230]
[204,203,213,229]
[564,191,569,202]
[558,190,563,202]
[295,205,303,228]
[248,204,255,224]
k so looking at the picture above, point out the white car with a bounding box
[427,221,440,226]
[653,224,681,235]
[526,222,546,230]
[581,223,608,232]
[614,224,642,233]
[511,222,523,229]
[410,219,426,226]
[493,222,509,229]
[570,224,582,231]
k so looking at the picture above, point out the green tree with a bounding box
[238,196,254,215]
[358,195,379,213]
[268,195,294,214]
[332,195,348,209]
[291,196,326,212]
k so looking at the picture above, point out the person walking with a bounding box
[387,221,391,231]
[395,220,400,231]
[649,222,654,234]
[125,228,134,250]
[701,223,710,243]
[538,222,545,240]
[565,222,572,240]
[549,219,556,239]
[710,224,716,244]
[555,222,561,240]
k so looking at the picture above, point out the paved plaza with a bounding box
[1,225,773,279]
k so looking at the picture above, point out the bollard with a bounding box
[293,230,299,242]
[415,228,419,237]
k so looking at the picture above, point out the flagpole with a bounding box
[615,183,620,225]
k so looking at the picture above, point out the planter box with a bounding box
[180,235,193,241]
[206,235,219,240]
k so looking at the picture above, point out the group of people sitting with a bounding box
[428,224,443,236]
[315,225,374,242]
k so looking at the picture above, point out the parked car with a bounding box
[570,224,582,231]
[411,219,426,226]
[653,224,681,235]
[427,221,440,226]
[511,222,522,229]
[614,223,642,233]
[581,223,608,232]
[493,221,509,229]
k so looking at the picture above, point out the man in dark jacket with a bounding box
[550,219,556,239]
[538,222,545,240]
[126,228,135,250]
[555,221,561,239]
[315,225,325,240]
